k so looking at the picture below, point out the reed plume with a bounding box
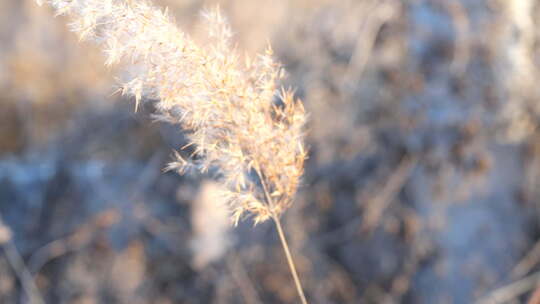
[37,0,308,302]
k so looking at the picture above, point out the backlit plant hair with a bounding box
[37,0,308,302]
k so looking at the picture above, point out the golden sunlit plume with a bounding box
[37,0,308,302]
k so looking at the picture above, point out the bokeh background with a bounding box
[1,0,540,303]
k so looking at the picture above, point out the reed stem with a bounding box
[272,215,308,304]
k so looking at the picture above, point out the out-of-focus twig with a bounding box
[0,218,45,304]
[360,156,417,234]
[314,156,416,245]
[437,0,470,75]
[227,254,263,304]
[344,0,398,82]
[27,209,119,277]
[525,135,540,218]
[477,272,540,304]
[512,241,540,279]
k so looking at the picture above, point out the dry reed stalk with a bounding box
[36,0,308,302]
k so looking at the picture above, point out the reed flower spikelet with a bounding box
[37,1,309,302]
[37,0,307,225]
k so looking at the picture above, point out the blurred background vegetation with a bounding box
[1,0,540,303]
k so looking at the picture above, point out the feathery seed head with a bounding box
[38,0,307,225]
